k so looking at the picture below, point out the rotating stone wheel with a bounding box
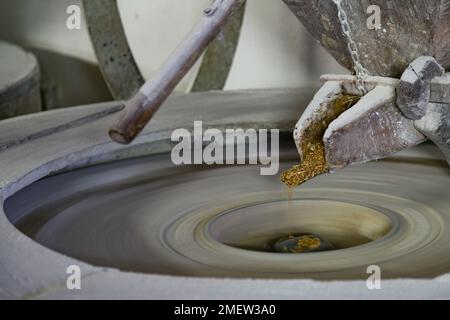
[3,92,450,283]
[82,0,246,100]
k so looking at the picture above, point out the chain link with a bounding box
[332,0,370,95]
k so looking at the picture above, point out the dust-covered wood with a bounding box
[282,0,450,77]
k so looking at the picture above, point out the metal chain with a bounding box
[332,0,370,95]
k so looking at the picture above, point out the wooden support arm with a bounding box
[109,0,244,144]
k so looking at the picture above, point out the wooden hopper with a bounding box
[286,0,450,169]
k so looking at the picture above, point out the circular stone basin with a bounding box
[4,144,450,280]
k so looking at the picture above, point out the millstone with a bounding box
[0,41,41,120]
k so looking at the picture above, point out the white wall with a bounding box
[0,0,347,95]
[0,0,92,60]
[226,0,346,90]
